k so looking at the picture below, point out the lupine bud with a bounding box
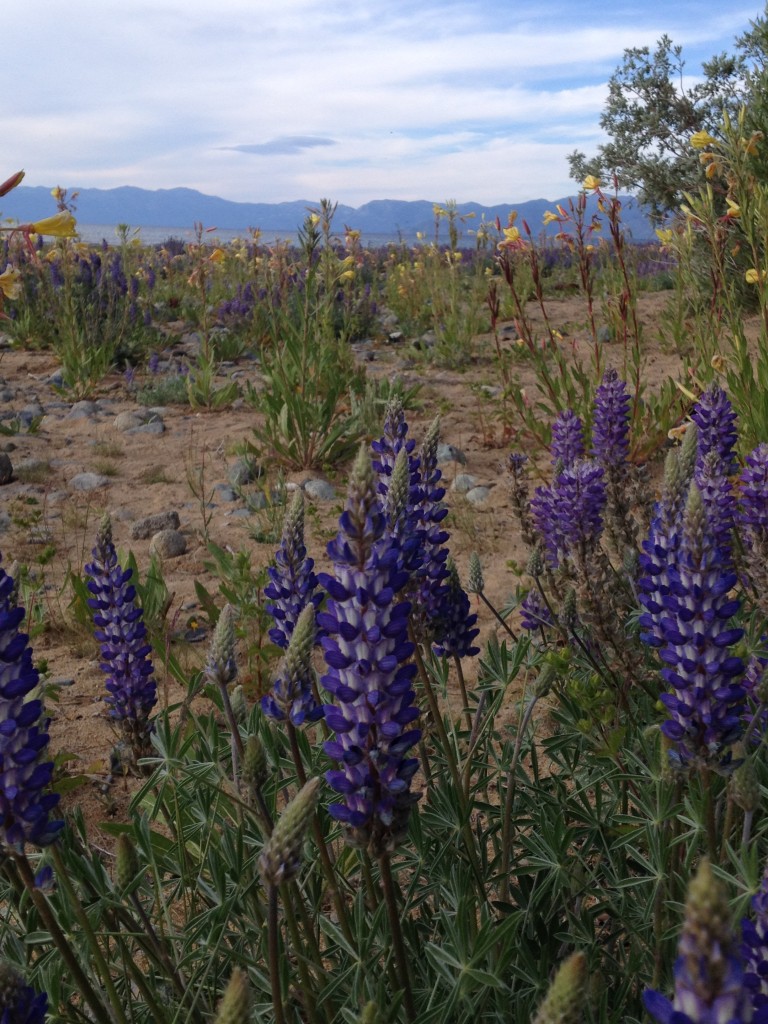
[526,545,545,579]
[467,552,484,594]
[645,859,750,1024]
[115,833,139,893]
[732,755,760,815]
[229,685,247,724]
[258,777,321,887]
[359,1002,382,1024]
[0,962,47,1023]
[214,967,251,1024]
[242,735,268,789]
[532,951,588,1024]
[264,490,321,651]
[205,605,237,688]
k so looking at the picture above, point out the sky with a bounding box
[2,0,762,207]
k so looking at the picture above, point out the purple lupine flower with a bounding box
[692,384,738,476]
[519,588,554,632]
[531,459,606,566]
[695,450,736,563]
[0,559,62,853]
[147,351,160,374]
[432,561,480,659]
[550,409,585,469]
[262,604,323,726]
[0,962,48,1024]
[645,859,752,1024]
[411,418,451,636]
[591,368,630,468]
[264,490,321,651]
[317,448,421,853]
[740,445,768,536]
[85,516,157,758]
[743,864,768,1016]
[656,484,745,765]
[638,430,698,648]
[371,400,423,576]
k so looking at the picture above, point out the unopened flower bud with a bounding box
[259,778,321,887]
[467,552,484,594]
[214,967,251,1024]
[115,833,140,893]
[731,752,760,814]
[532,951,588,1024]
[0,170,24,198]
[229,684,247,724]
[206,605,237,687]
[527,545,545,579]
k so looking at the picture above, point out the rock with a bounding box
[387,331,405,344]
[0,453,12,485]
[465,486,491,506]
[414,331,437,351]
[597,325,613,344]
[451,473,478,494]
[0,510,10,533]
[114,411,148,432]
[0,387,15,403]
[47,370,64,388]
[70,472,111,491]
[214,483,239,502]
[303,478,336,501]
[228,457,262,486]
[130,510,180,540]
[66,400,100,420]
[149,529,187,559]
[128,420,165,435]
[436,443,467,466]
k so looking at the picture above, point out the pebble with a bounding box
[465,486,491,506]
[149,529,187,559]
[0,454,12,485]
[69,472,111,491]
[214,484,239,502]
[128,420,165,436]
[114,411,148,432]
[451,473,478,494]
[228,457,262,486]
[303,478,336,501]
[436,443,467,466]
[130,510,180,540]
[67,400,100,420]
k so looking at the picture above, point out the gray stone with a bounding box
[149,529,187,559]
[436,443,467,466]
[228,457,262,486]
[130,510,180,540]
[244,490,268,511]
[69,472,111,491]
[0,387,15,402]
[451,473,478,494]
[0,510,10,533]
[66,400,100,420]
[465,486,491,506]
[114,411,147,432]
[597,325,613,344]
[227,507,252,519]
[128,420,165,435]
[0,453,11,485]
[414,331,437,351]
[47,370,64,388]
[303,478,336,501]
[214,484,239,502]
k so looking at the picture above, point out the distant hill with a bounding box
[0,185,658,241]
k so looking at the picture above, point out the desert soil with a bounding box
[0,290,711,834]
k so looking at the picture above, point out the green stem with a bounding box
[12,853,115,1024]
[500,693,542,902]
[379,854,416,1023]
[50,846,129,1024]
[268,885,286,1024]
[452,654,473,734]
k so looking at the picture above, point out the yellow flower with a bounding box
[0,264,21,300]
[668,422,690,442]
[745,132,763,156]
[655,228,674,245]
[582,175,601,191]
[502,226,520,243]
[710,353,725,373]
[746,268,766,285]
[339,269,355,282]
[542,209,560,225]
[725,198,740,219]
[26,211,77,238]
[209,247,226,263]
[690,130,717,149]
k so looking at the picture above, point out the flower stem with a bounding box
[268,884,286,1024]
[379,853,416,1022]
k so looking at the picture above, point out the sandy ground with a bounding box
[0,289,704,833]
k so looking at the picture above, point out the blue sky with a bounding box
[2,0,760,206]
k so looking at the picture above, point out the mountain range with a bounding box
[0,185,658,242]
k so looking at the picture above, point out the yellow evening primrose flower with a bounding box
[502,226,520,243]
[0,264,21,300]
[725,199,740,218]
[339,269,355,282]
[542,210,560,225]
[582,175,601,191]
[209,247,226,263]
[711,353,726,373]
[655,228,674,245]
[746,268,766,285]
[690,130,717,149]
[26,211,77,238]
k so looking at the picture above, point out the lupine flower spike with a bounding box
[264,489,321,651]
[532,952,588,1024]
[85,516,158,761]
[550,409,585,470]
[318,447,421,855]
[644,859,751,1023]
[258,777,321,887]
[0,556,62,852]
[262,603,323,726]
